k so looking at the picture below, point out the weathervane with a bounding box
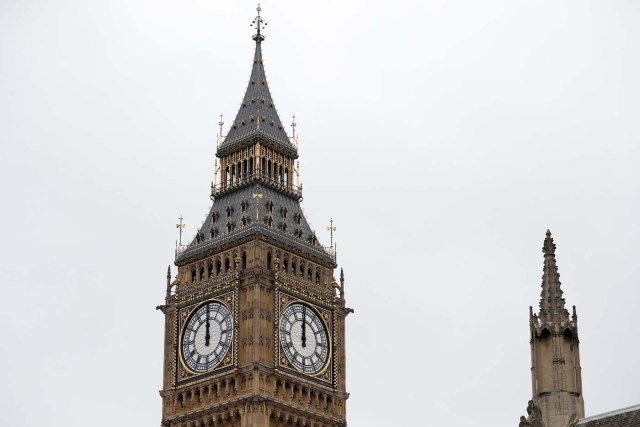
[251,3,267,40]
[327,218,336,246]
[176,215,186,246]
[291,114,297,138]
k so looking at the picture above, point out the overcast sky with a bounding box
[1,1,639,426]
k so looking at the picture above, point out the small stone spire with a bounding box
[165,265,172,300]
[538,230,569,322]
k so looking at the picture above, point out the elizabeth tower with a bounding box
[158,7,351,427]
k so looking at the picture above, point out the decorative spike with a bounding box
[538,230,568,322]
[543,229,556,255]
[166,265,172,299]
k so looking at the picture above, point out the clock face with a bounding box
[279,302,330,375]
[181,301,233,373]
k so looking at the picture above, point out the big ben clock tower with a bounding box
[158,6,351,427]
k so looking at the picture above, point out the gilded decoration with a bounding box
[178,271,238,304]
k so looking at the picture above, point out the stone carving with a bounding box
[518,400,543,427]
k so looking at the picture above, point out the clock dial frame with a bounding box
[279,302,330,375]
[180,300,233,374]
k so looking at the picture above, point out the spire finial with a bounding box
[291,114,297,138]
[218,113,224,137]
[251,3,267,42]
[543,229,556,255]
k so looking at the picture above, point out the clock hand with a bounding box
[205,303,211,346]
[301,306,306,348]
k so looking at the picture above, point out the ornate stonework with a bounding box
[521,231,584,427]
[159,7,351,427]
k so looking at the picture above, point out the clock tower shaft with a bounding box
[158,7,351,427]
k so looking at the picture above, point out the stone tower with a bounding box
[158,7,351,427]
[523,230,584,427]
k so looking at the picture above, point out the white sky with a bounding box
[1,1,639,426]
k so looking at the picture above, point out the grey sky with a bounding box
[1,1,639,426]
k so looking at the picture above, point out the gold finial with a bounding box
[327,218,336,246]
[291,114,297,138]
[176,215,186,246]
[251,3,267,41]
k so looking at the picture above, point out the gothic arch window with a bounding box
[227,221,236,232]
[242,215,251,226]
[199,264,205,281]
[278,221,287,232]
[299,261,305,278]
[282,255,289,271]
[210,227,219,239]
[241,200,248,212]
[316,270,321,284]
[264,215,273,227]
[291,258,297,275]
[294,212,302,226]
[224,257,231,273]
[266,200,274,214]
[208,260,214,278]
[190,266,196,283]
[294,229,303,239]
[212,211,219,223]
[226,206,234,218]
[241,251,247,269]
[216,258,222,275]
[280,207,288,219]
[266,251,272,270]
[195,231,204,244]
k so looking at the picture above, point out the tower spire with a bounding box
[218,3,295,158]
[539,229,568,322]
[525,230,584,427]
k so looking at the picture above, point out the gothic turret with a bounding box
[523,231,584,427]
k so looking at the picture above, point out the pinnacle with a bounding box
[218,6,295,157]
[543,229,556,256]
[538,230,569,321]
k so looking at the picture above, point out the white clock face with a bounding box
[279,303,330,374]
[181,301,233,373]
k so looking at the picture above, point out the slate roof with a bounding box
[175,184,334,266]
[217,38,296,158]
[575,404,640,427]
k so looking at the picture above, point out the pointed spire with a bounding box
[218,4,296,157]
[538,230,569,321]
[543,229,556,255]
